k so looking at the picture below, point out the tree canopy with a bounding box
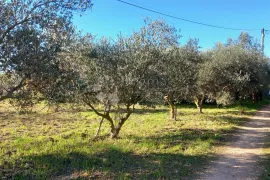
[1,6,269,137]
[0,0,93,104]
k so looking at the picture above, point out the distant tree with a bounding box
[237,32,257,50]
[197,33,269,106]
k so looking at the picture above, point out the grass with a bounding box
[262,133,270,180]
[0,100,269,179]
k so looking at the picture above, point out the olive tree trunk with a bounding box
[109,104,133,138]
[194,95,204,113]
[164,95,176,120]
[84,97,134,139]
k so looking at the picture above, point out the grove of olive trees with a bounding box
[43,20,270,137]
[1,1,269,138]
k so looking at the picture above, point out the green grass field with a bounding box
[0,100,268,179]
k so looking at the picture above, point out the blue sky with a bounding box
[73,0,270,56]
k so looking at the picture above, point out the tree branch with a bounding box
[0,17,30,44]
[118,103,133,128]
[0,77,26,101]
[82,94,114,127]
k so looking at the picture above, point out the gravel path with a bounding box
[199,105,270,180]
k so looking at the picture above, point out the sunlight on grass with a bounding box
[0,100,268,179]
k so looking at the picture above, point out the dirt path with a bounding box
[199,105,270,180]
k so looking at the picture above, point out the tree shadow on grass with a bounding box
[4,127,219,179]
[225,110,254,116]
[8,147,208,180]
[4,115,248,179]
[217,115,249,125]
[126,128,222,148]
[133,108,168,114]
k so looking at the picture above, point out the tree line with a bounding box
[1,1,269,138]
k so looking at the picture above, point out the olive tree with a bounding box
[159,39,202,117]
[0,28,58,111]
[0,0,93,104]
[197,34,269,106]
[59,19,179,138]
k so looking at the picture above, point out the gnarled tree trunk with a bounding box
[110,127,121,139]
[194,95,204,113]
[83,94,135,139]
[109,104,133,138]
[164,95,176,120]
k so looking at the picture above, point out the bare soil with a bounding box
[198,105,270,180]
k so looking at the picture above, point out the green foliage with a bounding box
[216,92,235,106]
[162,38,202,99]
[8,84,46,113]
[198,37,269,105]
[0,0,93,102]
